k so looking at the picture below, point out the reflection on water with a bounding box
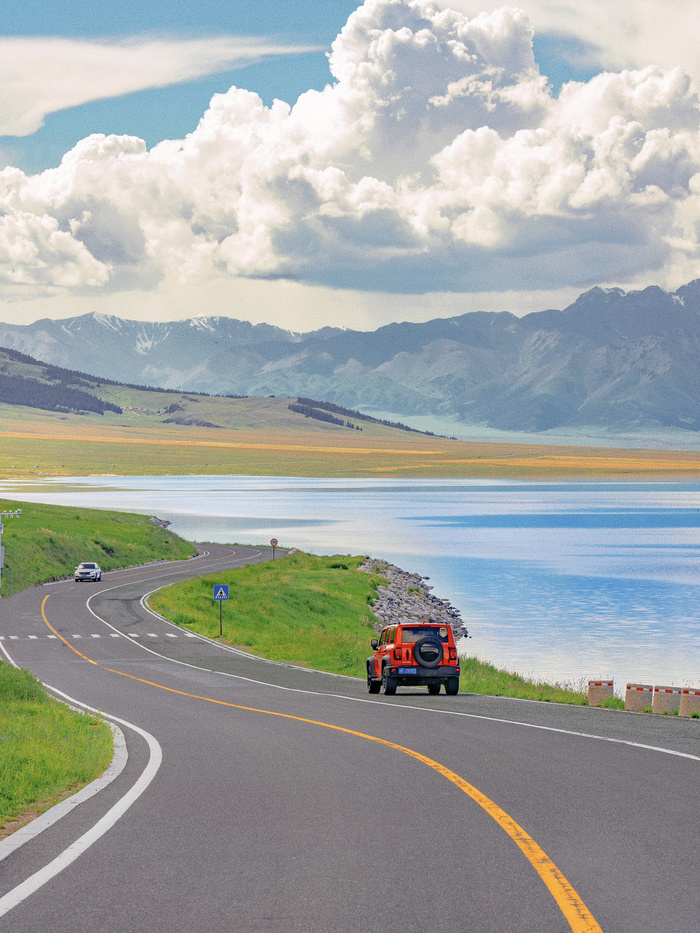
[1,475,699,690]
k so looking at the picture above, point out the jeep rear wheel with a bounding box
[382,666,397,696]
[445,677,459,696]
[413,637,443,668]
[427,683,440,695]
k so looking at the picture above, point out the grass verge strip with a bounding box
[0,664,113,834]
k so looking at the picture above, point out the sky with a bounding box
[0,0,698,331]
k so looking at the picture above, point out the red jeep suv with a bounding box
[367,622,460,695]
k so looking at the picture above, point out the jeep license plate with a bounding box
[398,667,417,674]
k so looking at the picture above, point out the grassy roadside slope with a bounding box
[151,552,383,675]
[0,497,196,597]
[149,552,594,703]
[0,664,113,836]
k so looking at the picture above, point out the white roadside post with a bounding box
[0,509,22,597]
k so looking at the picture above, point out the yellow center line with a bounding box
[42,594,602,932]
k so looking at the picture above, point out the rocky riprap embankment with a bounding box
[148,516,172,527]
[359,559,468,641]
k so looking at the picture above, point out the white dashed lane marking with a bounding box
[0,633,189,640]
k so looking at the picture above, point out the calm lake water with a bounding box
[2,475,699,692]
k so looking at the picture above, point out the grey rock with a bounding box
[358,558,469,641]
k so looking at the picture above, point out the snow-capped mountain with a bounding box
[3,280,700,433]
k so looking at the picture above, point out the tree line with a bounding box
[0,373,122,415]
[295,397,438,435]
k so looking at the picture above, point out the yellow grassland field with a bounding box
[1,396,700,479]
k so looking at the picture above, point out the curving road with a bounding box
[1,547,699,932]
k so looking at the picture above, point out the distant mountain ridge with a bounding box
[2,280,700,433]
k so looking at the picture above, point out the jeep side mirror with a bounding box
[371,639,378,649]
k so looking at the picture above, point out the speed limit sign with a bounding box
[270,538,278,547]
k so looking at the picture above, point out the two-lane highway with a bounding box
[1,548,699,931]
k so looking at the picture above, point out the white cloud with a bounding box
[444,0,700,86]
[0,35,320,136]
[0,0,698,313]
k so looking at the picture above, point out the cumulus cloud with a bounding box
[0,35,319,136]
[0,0,698,301]
[446,0,700,86]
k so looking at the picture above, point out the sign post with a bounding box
[213,584,229,637]
[0,509,22,597]
[270,538,278,560]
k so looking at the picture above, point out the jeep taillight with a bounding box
[448,647,457,661]
[393,647,401,660]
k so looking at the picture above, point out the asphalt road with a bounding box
[1,547,699,932]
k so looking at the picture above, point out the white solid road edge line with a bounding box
[0,675,162,918]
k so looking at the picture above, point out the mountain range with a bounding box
[2,280,700,434]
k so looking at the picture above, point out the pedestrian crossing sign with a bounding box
[213,585,229,601]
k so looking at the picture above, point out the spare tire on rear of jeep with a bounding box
[413,637,443,668]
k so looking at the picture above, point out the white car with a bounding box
[74,562,102,582]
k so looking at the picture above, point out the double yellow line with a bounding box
[42,594,602,932]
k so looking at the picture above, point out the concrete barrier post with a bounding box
[679,688,700,718]
[625,683,653,712]
[652,685,682,715]
[588,680,614,706]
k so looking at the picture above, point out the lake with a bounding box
[2,475,699,692]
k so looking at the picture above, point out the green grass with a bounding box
[458,657,626,705]
[594,695,626,709]
[0,497,196,597]
[150,552,385,677]
[0,663,113,829]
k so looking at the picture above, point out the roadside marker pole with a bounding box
[270,537,278,560]
[0,509,22,597]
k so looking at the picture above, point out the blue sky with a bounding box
[1,1,360,174]
[0,0,697,330]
